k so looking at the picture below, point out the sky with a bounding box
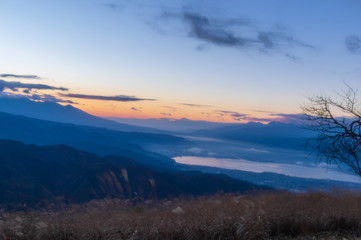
[0,0,360,123]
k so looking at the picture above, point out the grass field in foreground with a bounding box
[1,191,361,240]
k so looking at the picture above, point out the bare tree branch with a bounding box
[301,85,361,177]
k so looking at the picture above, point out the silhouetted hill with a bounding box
[0,140,270,209]
[0,97,164,133]
[0,111,191,169]
[195,122,315,150]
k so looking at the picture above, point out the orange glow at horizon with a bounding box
[2,88,289,123]
[72,98,280,123]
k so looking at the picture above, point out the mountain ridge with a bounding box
[0,97,165,133]
[0,110,191,169]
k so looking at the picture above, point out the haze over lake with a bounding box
[174,156,361,183]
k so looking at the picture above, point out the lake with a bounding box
[174,156,361,183]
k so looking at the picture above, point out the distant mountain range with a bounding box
[108,117,235,133]
[0,140,270,209]
[1,95,347,201]
[194,121,315,150]
[0,96,164,133]
[0,111,192,170]
[0,96,314,151]
[108,115,316,151]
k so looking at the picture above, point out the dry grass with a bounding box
[1,191,361,239]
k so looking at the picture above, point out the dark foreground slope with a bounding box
[0,140,269,209]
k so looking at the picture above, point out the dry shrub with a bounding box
[1,191,361,240]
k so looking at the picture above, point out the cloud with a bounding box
[257,31,314,50]
[131,107,142,111]
[163,106,178,111]
[217,110,243,115]
[180,103,213,108]
[0,80,68,92]
[216,110,246,116]
[215,110,250,120]
[62,93,156,102]
[284,54,300,61]
[183,12,254,47]
[268,113,306,123]
[160,112,172,116]
[0,91,76,104]
[29,94,76,104]
[231,112,248,118]
[183,12,314,50]
[102,3,123,11]
[214,109,306,123]
[235,112,305,123]
[160,11,314,56]
[232,112,305,123]
[345,35,361,54]
[215,109,279,122]
[0,74,41,79]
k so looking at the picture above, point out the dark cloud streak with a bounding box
[0,74,41,79]
[63,93,156,102]
[0,80,68,92]
[102,3,123,11]
[131,107,142,111]
[184,12,255,47]
[214,109,303,122]
[180,103,213,108]
[30,94,76,104]
[345,35,361,54]
[161,11,315,56]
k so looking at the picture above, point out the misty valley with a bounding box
[0,97,360,210]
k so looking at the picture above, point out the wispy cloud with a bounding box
[216,110,244,115]
[0,92,76,104]
[0,74,41,79]
[29,94,76,104]
[345,35,361,54]
[183,12,314,50]
[231,112,305,123]
[160,10,314,56]
[62,93,156,102]
[99,2,314,58]
[131,107,142,111]
[0,72,157,106]
[268,113,305,123]
[183,12,254,48]
[215,110,250,121]
[101,3,123,11]
[180,103,213,108]
[163,106,178,111]
[214,109,302,122]
[0,80,68,92]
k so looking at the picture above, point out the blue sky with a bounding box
[0,0,360,122]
